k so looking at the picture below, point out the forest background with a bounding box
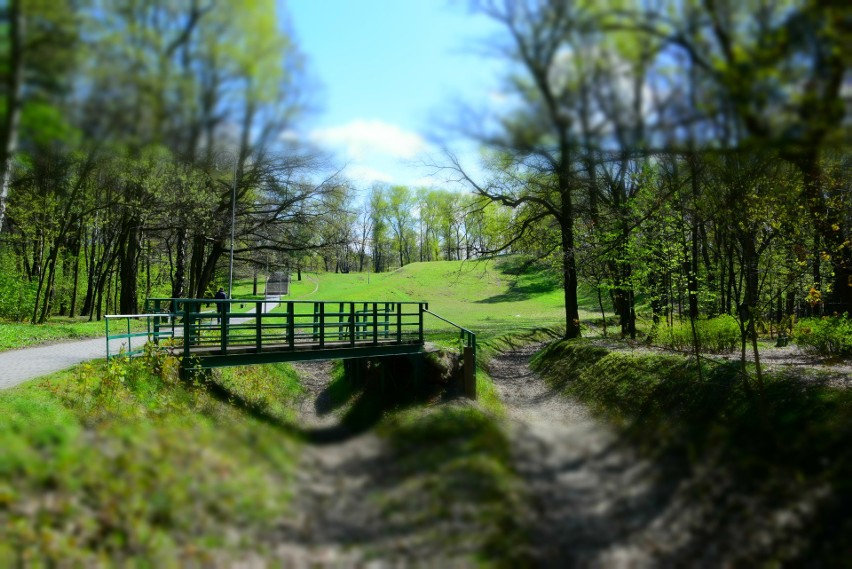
[0,0,848,350]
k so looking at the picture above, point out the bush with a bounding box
[654,315,740,353]
[793,315,852,357]
[0,271,37,321]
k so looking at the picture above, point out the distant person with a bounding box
[215,287,227,324]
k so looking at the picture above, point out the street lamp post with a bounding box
[228,154,237,299]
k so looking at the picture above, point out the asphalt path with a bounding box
[0,297,281,391]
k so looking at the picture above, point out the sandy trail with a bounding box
[488,344,678,568]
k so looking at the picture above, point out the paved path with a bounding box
[0,336,130,390]
[0,297,282,391]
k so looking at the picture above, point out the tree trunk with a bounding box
[171,229,187,298]
[0,0,25,232]
[119,220,141,314]
[798,155,851,315]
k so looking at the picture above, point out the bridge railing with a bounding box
[104,312,178,359]
[424,309,477,399]
[143,298,428,357]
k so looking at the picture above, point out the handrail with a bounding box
[424,309,476,349]
[105,312,178,359]
[424,309,477,399]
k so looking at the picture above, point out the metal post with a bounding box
[183,301,191,360]
[153,299,161,345]
[464,346,476,400]
[349,303,356,347]
[287,301,294,349]
[255,301,262,353]
[319,303,325,348]
[228,154,237,299]
[105,317,110,359]
[220,301,229,354]
[372,303,378,345]
[396,303,402,343]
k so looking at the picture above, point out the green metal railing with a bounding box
[424,309,477,399]
[105,312,177,359]
[140,298,428,358]
[424,309,476,358]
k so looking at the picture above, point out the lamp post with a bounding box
[228,154,238,299]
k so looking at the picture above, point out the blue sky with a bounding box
[284,0,504,188]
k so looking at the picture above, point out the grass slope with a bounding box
[0,352,302,566]
[287,257,597,337]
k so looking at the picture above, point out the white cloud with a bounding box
[344,164,395,185]
[310,119,428,161]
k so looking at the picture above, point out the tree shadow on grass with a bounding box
[192,354,461,446]
[476,278,561,304]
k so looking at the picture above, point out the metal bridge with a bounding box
[105,298,477,396]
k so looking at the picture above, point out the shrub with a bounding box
[793,315,852,357]
[0,271,37,321]
[654,315,740,353]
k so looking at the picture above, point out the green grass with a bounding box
[0,317,147,351]
[0,352,302,566]
[286,257,599,339]
[377,404,528,565]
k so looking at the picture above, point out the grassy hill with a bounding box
[285,257,598,338]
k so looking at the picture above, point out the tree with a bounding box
[627,0,851,313]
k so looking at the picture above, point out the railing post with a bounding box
[105,317,110,359]
[362,302,368,340]
[311,302,317,341]
[338,302,344,341]
[349,302,356,347]
[287,301,295,349]
[463,345,476,400]
[255,301,263,353]
[319,302,325,348]
[220,301,229,354]
[372,303,378,345]
[153,299,161,345]
[127,318,132,355]
[418,303,425,344]
[396,303,402,343]
[183,301,191,360]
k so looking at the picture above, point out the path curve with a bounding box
[0,297,282,391]
[0,336,128,390]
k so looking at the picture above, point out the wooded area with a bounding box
[0,0,848,355]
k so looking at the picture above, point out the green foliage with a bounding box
[793,316,852,357]
[653,315,741,353]
[0,270,37,321]
[214,363,304,423]
[0,354,300,565]
[0,318,145,351]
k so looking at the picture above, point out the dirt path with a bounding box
[276,350,683,567]
[488,344,679,567]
